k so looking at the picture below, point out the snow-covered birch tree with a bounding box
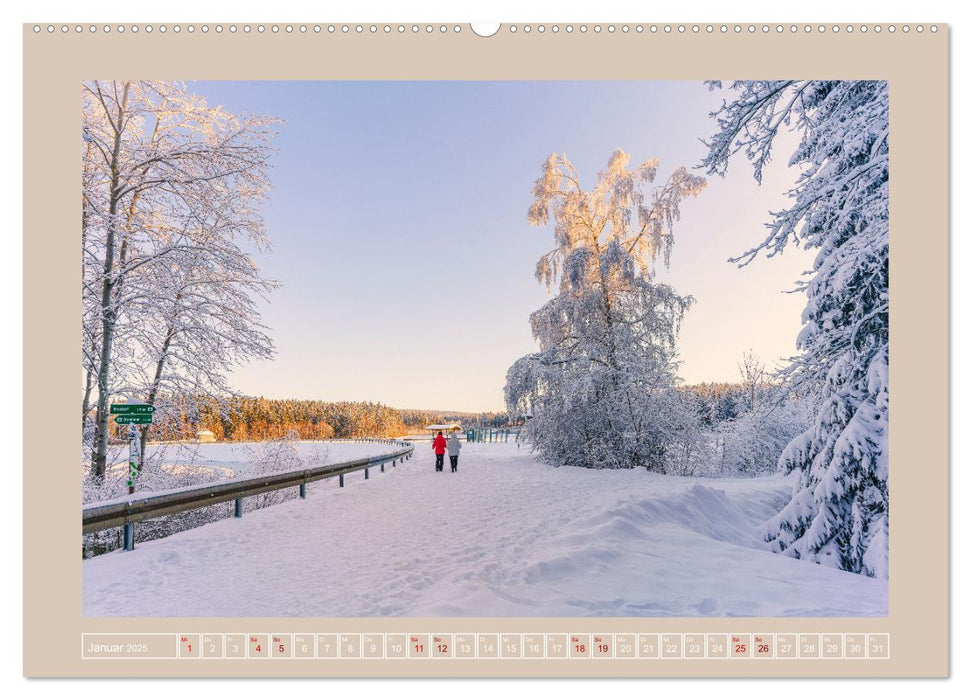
[505,150,706,470]
[701,81,889,577]
[738,350,767,412]
[82,81,279,481]
[130,230,276,465]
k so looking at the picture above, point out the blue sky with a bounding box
[189,80,812,412]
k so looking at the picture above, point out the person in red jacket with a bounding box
[432,431,447,472]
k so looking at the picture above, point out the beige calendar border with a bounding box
[22,22,948,678]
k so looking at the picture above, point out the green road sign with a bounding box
[110,404,155,415]
[114,414,153,425]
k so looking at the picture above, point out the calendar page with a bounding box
[21,20,948,678]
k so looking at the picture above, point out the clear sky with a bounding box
[189,80,812,412]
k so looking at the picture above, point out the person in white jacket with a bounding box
[446,432,463,472]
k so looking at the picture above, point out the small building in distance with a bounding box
[196,429,217,444]
[426,423,462,439]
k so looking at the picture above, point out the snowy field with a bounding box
[83,441,887,617]
[106,439,389,481]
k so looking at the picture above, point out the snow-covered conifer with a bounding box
[701,81,889,577]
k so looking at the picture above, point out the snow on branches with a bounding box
[507,150,705,471]
[702,81,889,577]
[82,81,280,481]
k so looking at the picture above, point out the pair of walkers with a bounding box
[432,431,462,472]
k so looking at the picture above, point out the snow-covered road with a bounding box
[83,441,888,617]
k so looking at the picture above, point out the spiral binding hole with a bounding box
[30,22,941,38]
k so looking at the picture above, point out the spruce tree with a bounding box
[702,81,889,577]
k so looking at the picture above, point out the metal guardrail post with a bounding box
[235,498,243,518]
[365,467,370,479]
[339,474,344,487]
[123,523,134,551]
[299,483,306,499]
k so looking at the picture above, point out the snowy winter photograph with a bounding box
[81,80,889,618]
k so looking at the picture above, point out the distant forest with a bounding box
[113,395,512,443]
[109,384,762,444]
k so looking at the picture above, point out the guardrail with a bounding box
[82,438,414,551]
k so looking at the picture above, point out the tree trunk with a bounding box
[89,82,130,482]
[81,140,95,436]
[598,260,635,463]
[139,318,178,469]
[81,368,94,436]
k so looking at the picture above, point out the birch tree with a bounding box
[505,150,706,470]
[82,81,279,481]
[701,81,889,577]
[738,350,766,411]
[131,230,276,463]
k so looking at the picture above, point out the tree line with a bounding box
[100,387,772,447]
[96,395,520,443]
[101,385,774,446]
[138,395,405,441]
[398,409,510,430]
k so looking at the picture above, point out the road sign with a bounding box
[115,414,153,425]
[111,403,155,415]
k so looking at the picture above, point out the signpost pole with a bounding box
[127,424,140,496]
[111,402,154,496]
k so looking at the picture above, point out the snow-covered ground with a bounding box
[83,441,887,617]
[107,439,389,481]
